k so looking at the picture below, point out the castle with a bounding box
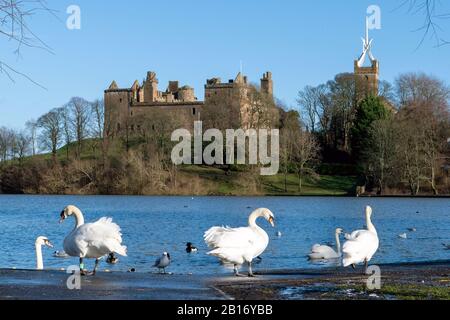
[104,71,274,136]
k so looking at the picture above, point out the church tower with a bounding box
[354,17,379,97]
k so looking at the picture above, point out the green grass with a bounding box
[344,283,450,300]
[262,173,356,196]
[379,284,450,300]
[180,165,357,196]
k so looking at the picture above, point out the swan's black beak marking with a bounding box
[59,211,65,224]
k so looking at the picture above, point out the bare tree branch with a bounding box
[0,0,56,87]
[397,0,450,48]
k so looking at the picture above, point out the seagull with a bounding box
[276,231,282,238]
[407,228,417,232]
[186,242,198,253]
[154,252,171,274]
[398,233,408,239]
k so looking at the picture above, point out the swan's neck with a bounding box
[35,244,43,270]
[71,208,85,229]
[248,209,264,229]
[366,214,377,234]
[335,232,341,255]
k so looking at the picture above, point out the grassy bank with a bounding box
[0,139,356,196]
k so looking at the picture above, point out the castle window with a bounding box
[193,108,196,116]
[131,125,134,131]
[131,111,133,116]
[117,123,121,131]
[120,98,123,103]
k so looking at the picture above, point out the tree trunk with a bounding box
[298,165,304,193]
[430,166,438,195]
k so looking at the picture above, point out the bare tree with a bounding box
[364,119,398,194]
[15,131,31,164]
[37,108,62,161]
[25,119,38,156]
[293,128,320,192]
[90,99,104,139]
[60,105,72,160]
[67,97,91,158]
[297,86,320,132]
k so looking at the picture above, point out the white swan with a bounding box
[308,228,344,260]
[204,208,275,277]
[60,205,127,275]
[35,236,53,270]
[342,206,379,273]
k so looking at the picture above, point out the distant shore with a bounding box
[1,193,450,198]
[1,261,449,300]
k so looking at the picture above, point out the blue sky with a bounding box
[1,0,449,128]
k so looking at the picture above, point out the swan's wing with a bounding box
[204,226,258,249]
[345,230,364,240]
[74,218,127,256]
[342,231,378,266]
[309,245,339,259]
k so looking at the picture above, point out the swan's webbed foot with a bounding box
[80,269,90,276]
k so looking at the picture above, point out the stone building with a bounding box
[104,71,274,136]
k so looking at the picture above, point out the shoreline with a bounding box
[1,260,449,300]
[1,193,450,198]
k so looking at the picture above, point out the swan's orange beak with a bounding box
[46,241,54,248]
[269,217,275,227]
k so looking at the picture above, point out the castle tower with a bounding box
[143,71,159,102]
[354,18,379,97]
[261,71,273,96]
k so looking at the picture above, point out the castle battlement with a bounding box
[104,70,274,136]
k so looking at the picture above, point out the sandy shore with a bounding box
[1,261,449,300]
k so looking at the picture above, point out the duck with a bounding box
[59,205,127,276]
[186,242,198,253]
[53,250,69,258]
[154,252,171,274]
[308,228,344,260]
[204,208,275,277]
[398,233,408,239]
[106,252,119,264]
[342,206,379,273]
[35,236,53,270]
